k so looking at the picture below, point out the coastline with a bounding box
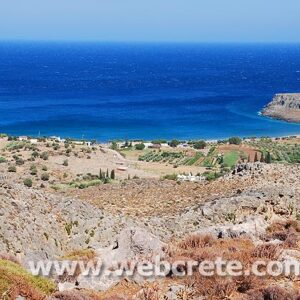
[1,132,300,145]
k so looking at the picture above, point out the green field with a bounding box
[223,151,240,168]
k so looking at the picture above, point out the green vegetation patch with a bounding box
[5,141,36,151]
[70,179,102,189]
[247,139,300,164]
[184,152,204,166]
[138,150,202,166]
[223,151,240,168]
[0,259,55,298]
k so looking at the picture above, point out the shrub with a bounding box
[52,143,60,150]
[135,143,145,150]
[42,165,48,171]
[103,177,110,184]
[152,139,166,144]
[251,244,279,260]
[41,173,49,181]
[31,151,39,158]
[63,159,68,166]
[30,164,37,175]
[194,140,207,149]
[40,151,49,160]
[163,173,177,180]
[228,137,242,145]
[178,234,215,250]
[169,139,180,147]
[15,157,25,165]
[266,151,272,164]
[23,178,33,187]
[203,171,217,181]
[110,141,118,150]
[0,157,6,163]
[8,165,16,172]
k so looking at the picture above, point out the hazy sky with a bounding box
[1,0,300,42]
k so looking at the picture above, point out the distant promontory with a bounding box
[262,93,300,123]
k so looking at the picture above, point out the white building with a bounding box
[177,173,206,182]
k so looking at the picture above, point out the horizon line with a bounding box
[1,39,300,45]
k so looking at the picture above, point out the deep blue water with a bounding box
[0,42,300,141]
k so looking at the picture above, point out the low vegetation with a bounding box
[23,178,33,187]
[247,138,300,163]
[0,258,55,299]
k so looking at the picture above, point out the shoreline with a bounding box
[1,132,300,145]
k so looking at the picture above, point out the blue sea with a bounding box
[0,42,300,141]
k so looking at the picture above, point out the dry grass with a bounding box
[264,219,300,248]
[178,234,215,250]
[245,285,300,300]
[51,289,101,300]
[0,258,55,300]
[62,249,97,262]
[164,231,300,299]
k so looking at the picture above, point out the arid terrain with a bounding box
[1,135,300,299]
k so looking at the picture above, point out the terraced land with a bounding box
[138,150,204,166]
[247,138,300,163]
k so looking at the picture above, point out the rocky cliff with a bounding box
[262,93,300,123]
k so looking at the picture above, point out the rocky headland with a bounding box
[262,93,300,123]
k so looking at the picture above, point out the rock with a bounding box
[113,227,166,260]
[74,227,166,291]
[196,217,268,241]
[262,93,300,123]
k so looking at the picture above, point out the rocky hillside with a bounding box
[1,162,300,299]
[262,93,300,122]
[1,162,300,260]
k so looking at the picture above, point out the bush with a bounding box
[110,141,118,150]
[163,173,177,180]
[266,152,272,164]
[169,139,180,147]
[31,151,39,158]
[41,173,49,181]
[151,139,166,145]
[30,164,37,175]
[63,159,68,166]
[0,157,6,163]
[228,137,242,145]
[41,165,48,171]
[8,165,16,172]
[23,178,33,187]
[15,157,25,165]
[135,143,145,150]
[40,152,49,160]
[194,140,206,149]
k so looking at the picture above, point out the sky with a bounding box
[0,0,300,43]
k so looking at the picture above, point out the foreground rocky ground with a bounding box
[1,159,300,299]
